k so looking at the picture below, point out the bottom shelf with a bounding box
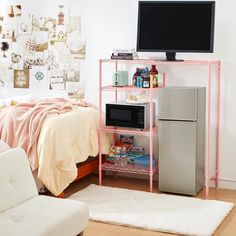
[101,162,157,175]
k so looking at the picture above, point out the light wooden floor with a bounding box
[62,174,236,236]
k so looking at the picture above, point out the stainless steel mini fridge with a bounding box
[158,87,206,195]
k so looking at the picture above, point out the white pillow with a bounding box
[2,94,34,105]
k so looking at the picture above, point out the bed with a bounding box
[0,97,113,196]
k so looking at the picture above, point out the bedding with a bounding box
[0,98,113,195]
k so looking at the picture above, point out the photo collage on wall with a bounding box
[0,4,86,97]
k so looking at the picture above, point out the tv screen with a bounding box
[137,1,215,61]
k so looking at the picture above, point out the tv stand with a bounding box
[165,52,184,62]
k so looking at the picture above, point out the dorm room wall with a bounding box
[0,0,236,189]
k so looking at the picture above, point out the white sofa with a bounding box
[0,148,89,236]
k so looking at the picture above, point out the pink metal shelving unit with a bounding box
[98,58,221,199]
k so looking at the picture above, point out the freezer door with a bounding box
[158,87,198,121]
[158,120,197,195]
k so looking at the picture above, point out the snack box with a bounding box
[133,155,156,168]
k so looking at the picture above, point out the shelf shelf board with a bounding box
[100,58,221,66]
[102,85,164,92]
[102,126,157,136]
[101,162,157,175]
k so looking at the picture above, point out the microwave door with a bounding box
[106,104,144,129]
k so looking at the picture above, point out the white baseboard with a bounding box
[210,178,236,190]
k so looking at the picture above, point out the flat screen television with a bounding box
[137,1,215,61]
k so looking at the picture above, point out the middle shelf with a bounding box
[102,126,158,136]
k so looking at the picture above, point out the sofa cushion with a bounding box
[0,148,38,213]
[0,140,10,152]
[0,195,89,236]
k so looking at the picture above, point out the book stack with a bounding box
[111,48,138,60]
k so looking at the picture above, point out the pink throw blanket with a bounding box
[0,98,87,170]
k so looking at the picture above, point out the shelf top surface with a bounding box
[102,85,164,91]
[100,58,221,65]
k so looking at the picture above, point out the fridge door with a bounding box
[158,120,197,195]
[158,87,198,121]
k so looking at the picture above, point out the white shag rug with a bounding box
[69,184,233,236]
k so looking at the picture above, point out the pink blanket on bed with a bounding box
[0,98,87,170]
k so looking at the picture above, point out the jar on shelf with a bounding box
[149,65,158,87]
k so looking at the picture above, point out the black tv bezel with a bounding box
[136,1,215,54]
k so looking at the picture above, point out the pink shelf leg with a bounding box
[115,60,118,102]
[215,62,221,189]
[163,72,167,87]
[149,81,154,192]
[99,60,103,186]
[205,62,212,199]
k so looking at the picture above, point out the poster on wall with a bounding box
[7,5,22,18]
[24,52,44,69]
[30,66,48,89]
[33,31,49,52]
[17,15,32,34]
[10,42,24,70]
[70,41,86,59]
[66,81,84,98]
[13,69,29,88]
[64,68,80,82]
[49,69,65,90]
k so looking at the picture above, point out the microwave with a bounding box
[106,102,156,129]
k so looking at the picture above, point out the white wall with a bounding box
[1,0,236,189]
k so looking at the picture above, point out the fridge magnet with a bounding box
[49,69,65,90]
[13,69,29,88]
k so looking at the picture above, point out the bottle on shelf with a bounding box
[132,68,140,86]
[149,65,158,87]
[142,67,150,88]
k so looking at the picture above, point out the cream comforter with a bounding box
[37,106,112,195]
